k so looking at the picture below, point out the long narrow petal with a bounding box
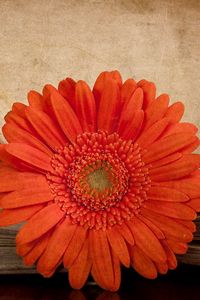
[147,186,189,202]
[69,239,91,289]
[150,154,200,181]
[127,217,166,263]
[142,133,196,164]
[117,110,144,141]
[149,153,182,169]
[90,230,114,289]
[98,79,120,133]
[37,218,76,273]
[166,239,188,254]
[120,78,137,107]
[93,71,122,110]
[2,123,51,155]
[16,203,65,244]
[137,80,156,109]
[164,122,198,137]
[137,118,169,148]
[0,169,46,192]
[0,204,44,226]
[12,103,27,118]
[64,226,88,268]
[5,143,53,172]
[23,232,50,266]
[155,179,200,198]
[144,94,169,129]
[107,227,130,267]
[187,198,200,212]
[50,91,83,143]
[161,240,177,269]
[130,245,157,279]
[115,223,135,245]
[137,215,165,239]
[165,102,184,124]
[141,208,193,242]
[27,91,45,110]
[75,80,96,132]
[0,179,53,208]
[25,107,66,149]
[58,78,76,109]
[143,201,196,220]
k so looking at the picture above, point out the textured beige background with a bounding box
[0,0,200,142]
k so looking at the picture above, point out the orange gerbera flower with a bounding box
[0,71,200,291]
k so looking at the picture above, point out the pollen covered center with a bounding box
[47,131,151,230]
[87,166,112,192]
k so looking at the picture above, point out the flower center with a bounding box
[47,131,151,230]
[87,166,112,191]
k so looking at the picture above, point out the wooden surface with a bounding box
[0,0,200,274]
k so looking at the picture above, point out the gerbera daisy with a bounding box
[0,70,200,291]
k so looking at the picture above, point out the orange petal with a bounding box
[69,239,91,289]
[120,78,137,107]
[12,103,27,118]
[161,240,177,269]
[127,217,166,263]
[137,215,165,239]
[181,137,200,154]
[155,179,200,199]
[5,143,53,172]
[111,249,121,292]
[163,122,198,137]
[176,219,196,232]
[141,208,193,242]
[130,245,157,279]
[117,110,144,141]
[75,80,96,132]
[155,262,168,274]
[150,154,200,181]
[148,153,182,169]
[58,78,76,109]
[27,91,45,110]
[17,240,37,256]
[0,179,53,208]
[0,204,44,226]
[98,78,120,133]
[144,94,169,129]
[37,218,76,273]
[25,107,66,149]
[107,227,130,267]
[50,90,83,143]
[165,102,184,124]
[5,111,35,135]
[2,123,51,155]
[64,226,88,268]
[147,186,189,202]
[90,230,114,290]
[137,80,156,109]
[115,223,135,245]
[0,145,30,171]
[187,198,200,212]
[0,168,46,192]
[16,203,65,244]
[93,71,122,110]
[142,133,196,164]
[23,232,50,266]
[143,201,196,220]
[137,118,169,148]
[166,239,188,254]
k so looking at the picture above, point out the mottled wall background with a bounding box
[0,0,200,141]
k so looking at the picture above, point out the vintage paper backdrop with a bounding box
[0,0,199,139]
